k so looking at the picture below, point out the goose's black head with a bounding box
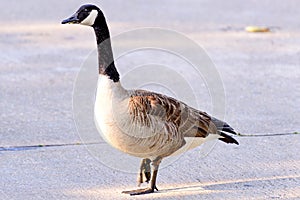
[61,4,102,26]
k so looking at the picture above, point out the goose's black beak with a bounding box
[61,14,79,24]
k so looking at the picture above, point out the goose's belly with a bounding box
[94,102,185,158]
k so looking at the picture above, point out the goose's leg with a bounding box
[137,158,151,186]
[122,157,162,195]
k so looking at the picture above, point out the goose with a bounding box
[62,4,239,195]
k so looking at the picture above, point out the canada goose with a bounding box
[62,4,239,195]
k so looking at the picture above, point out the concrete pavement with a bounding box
[1,0,299,199]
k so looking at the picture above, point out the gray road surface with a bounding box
[0,1,299,199]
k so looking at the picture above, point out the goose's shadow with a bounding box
[156,175,299,194]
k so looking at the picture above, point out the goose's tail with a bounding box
[211,117,239,145]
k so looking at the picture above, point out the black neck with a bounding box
[92,15,119,82]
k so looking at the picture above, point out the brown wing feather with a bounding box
[128,90,217,139]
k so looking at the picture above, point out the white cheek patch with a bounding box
[81,10,98,26]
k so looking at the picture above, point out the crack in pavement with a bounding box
[0,142,104,152]
[236,132,299,137]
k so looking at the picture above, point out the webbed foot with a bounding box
[122,187,157,195]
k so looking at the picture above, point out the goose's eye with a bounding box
[83,9,89,12]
